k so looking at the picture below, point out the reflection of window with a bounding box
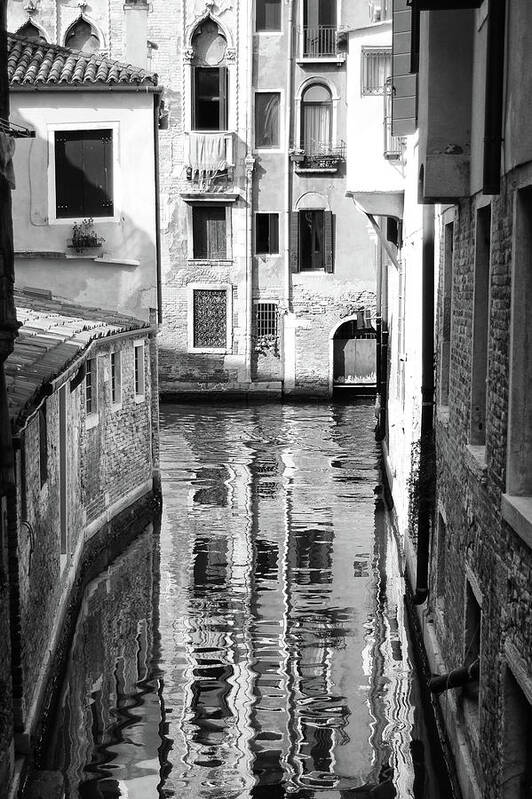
[193,289,228,349]
[16,21,47,41]
[301,84,332,154]
[256,213,279,254]
[255,302,278,337]
[192,205,227,259]
[64,17,100,53]
[193,67,228,130]
[361,48,391,95]
[55,130,113,218]
[255,92,280,148]
[256,0,281,31]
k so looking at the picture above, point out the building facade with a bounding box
[382,1,532,798]
[7,0,387,396]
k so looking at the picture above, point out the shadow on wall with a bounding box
[10,109,158,321]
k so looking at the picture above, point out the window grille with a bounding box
[193,289,228,348]
[255,302,278,338]
[361,48,392,95]
[135,345,145,396]
[111,352,121,404]
[86,358,96,415]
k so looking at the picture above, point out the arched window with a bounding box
[191,19,228,130]
[64,17,100,54]
[16,21,47,42]
[301,83,332,154]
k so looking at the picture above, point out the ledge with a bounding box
[93,256,140,267]
[296,55,346,65]
[295,166,340,174]
[501,494,532,549]
[180,192,240,203]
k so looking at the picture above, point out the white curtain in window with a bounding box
[302,104,331,154]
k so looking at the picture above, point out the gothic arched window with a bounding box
[64,18,100,54]
[16,21,47,42]
[191,20,228,131]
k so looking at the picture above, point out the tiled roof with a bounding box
[7,33,158,89]
[6,290,150,428]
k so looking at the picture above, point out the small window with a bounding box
[134,345,145,397]
[39,405,47,487]
[64,17,100,53]
[193,67,228,131]
[255,92,280,149]
[256,0,281,31]
[255,302,278,337]
[193,289,228,349]
[55,129,113,219]
[86,358,97,415]
[256,213,279,254]
[111,351,122,404]
[192,205,227,259]
[16,21,47,42]
[361,48,392,95]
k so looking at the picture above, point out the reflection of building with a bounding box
[5,31,161,321]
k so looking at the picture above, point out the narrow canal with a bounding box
[47,401,444,798]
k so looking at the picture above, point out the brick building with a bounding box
[381,1,532,797]
[2,289,159,794]
[6,0,387,397]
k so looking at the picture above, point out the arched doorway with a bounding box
[330,313,376,395]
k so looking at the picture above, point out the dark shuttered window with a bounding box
[256,213,279,254]
[55,129,113,218]
[193,67,228,130]
[193,205,227,259]
[297,209,334,271]
[256,0,281,31]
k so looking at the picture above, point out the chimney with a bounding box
[123,1,149,69]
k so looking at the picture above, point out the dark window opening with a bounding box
[134,345,145,396]
[64,17,100,53]
[503,669,532,798]
[86,358,96,415]
[255,302,278,338]
[302,0,337,56]
[470,205,491,445]
[255,92,280,148]
[192,205,227,259]
[300,209,324,270]
[39,404,48,487]
[193,67,228,131]
[256,0,281,31]
[111,352,121,404]
[55,129,113,219]
[256,213,279,254]
[463,583,481,707]
[16,21,47,42]
[440,221,454,405]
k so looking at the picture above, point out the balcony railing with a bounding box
[383,80,405,160]
[185,131,235,190]
[302,26,338,57]
[292,141,346,171]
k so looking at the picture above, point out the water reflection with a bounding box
[48,402,442,798]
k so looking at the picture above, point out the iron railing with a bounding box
[294,141,346,170]
[384,80,405,160]
[302,26,338,57]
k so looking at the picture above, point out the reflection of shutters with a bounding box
[290,211,300,272]
[324,210,334,273]
[392,0,417,136]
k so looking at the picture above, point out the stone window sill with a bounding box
[501,494,532,549]
[465,444,487,480]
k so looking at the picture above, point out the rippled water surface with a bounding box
[49,402,441,798]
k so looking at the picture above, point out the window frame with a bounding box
[361,47,392,96]
[187,283,233,354]
[134,342,146,402]
[85,356,99,427]
[255,212,280,255]
[192,66,229,132]
[255,0,282,32]
[254,90,282,151]
[192,204,228,260]
[48,121,120,225]
[300,82,333,153]
[111,350,122,407]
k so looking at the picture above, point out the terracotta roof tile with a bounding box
[8,33,158,89]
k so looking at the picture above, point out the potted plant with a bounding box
[68,218,105,255]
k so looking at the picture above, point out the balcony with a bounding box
[184,131,235,192]
[298,26,345,62]
[291,141,346,173]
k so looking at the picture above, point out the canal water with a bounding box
[47,401,442,799]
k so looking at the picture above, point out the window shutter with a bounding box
[192,67,197,129]
[219,67,228,130]
[290,211,300,272]
[392,0,417,136]
[324,210,334,273]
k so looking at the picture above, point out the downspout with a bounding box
[284,0,295,312]
[244,0,254,384]
[153,90,163,324]
[414,203,435,605]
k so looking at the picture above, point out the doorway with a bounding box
[331,316,376,395]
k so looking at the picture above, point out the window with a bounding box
[111,351,121,404]
[503,668,532,798]
[192,205,227,259]
[64,17,100,53]
[301,84,332,154]
[463,582,481,710]
[55,130,113,219]
[16,21,47,41]
[255,92,280,148]
[20,432,27,519]
[361,48,392,95]
[302,0,337,56]
[256,213,279,254]
[193,289,228,349]
[255,302,278,337]
[134,344,145,398]
[86,358,97,415]
[193,67,228,130]
[256,0,281,31]
[291,209,334,272]
[39,404,47,487]
[470,205,491,446]
[440,222,454,406]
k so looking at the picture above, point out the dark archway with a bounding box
[332,315,376,394]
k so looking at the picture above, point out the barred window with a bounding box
[361,48,391,95]
[86,358,96,415]
[135,344,145,397]
[255,302,278,337]
[111,351,122,404]
[193,289,228,349]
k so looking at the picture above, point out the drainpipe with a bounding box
[284,0,295,312]
[413,204,435,606]
[428,659,479,695]
[244,0,254,385]
[153,90,163,324]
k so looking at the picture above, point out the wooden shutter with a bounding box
[392,0,417,136]
[324,210,334,273]
[219,67,228,130]
[192,66,198,129]
[270,214,279,254]
[209,207,227,259]
[289,211,300,272]
[83,130,113,217]
[55,130,112,218]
